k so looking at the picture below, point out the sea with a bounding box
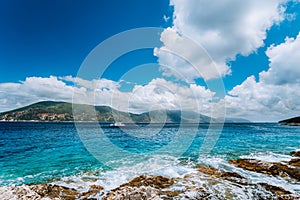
[0,122,300,198]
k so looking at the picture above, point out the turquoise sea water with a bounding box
[0,122,300,192]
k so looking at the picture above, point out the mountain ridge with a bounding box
[0,101,212,123]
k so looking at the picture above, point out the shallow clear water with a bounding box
[0,122,300,193]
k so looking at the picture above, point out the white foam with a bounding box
[0,185,43,200]
[240,152,293,162]
[52,154,196,192]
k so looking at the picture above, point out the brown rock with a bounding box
[197,165,218,175]
[80,190,96,198]
[30,184,79,199]
[103,176,181,199]
[197,165,245,180]
[103,186,160,200]
[290,151,300,157]
[79,184,104,198]
[219,172,244,179]
[229,159,280,175]
[289,158,300,167]
[277,195,300,200]
[120,175,174,189]
[276,164,300,181]
[259,183,291,196]
[90,184,104,190]
[159,190,182,197]
[229,159,300,181]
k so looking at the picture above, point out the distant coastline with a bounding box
[0,101,251,124]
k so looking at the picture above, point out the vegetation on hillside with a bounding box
[0,101,211,123]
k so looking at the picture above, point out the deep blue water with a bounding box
[0,122,299,186]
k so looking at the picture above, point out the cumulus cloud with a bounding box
[62,76,120,91]
[224,76,299,121]
[261,32,300,85]
[0,76,75,112]
[224,33,300,121]
[154,28,230,82]
[127,78,215,113]
[156,0,289,81]
[21,76,75,100]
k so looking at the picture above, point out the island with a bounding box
[279,116,300,126]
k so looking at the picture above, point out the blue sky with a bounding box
[0,0,300,121]
[0,0,171,82]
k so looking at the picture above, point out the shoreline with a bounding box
[0,120,273,124]
[1,151,300,199]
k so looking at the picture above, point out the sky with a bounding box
[0,0,300,122]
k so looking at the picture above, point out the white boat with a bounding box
[109,122,125,127]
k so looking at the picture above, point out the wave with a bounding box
[240,151,293,162]
[51,154,196,192]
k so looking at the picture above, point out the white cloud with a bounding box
[62,76,120,91]
[224,76,300,122]
[156,0,288,81]
[154,28,230,82]
[261,32,300,85]
[0,76,74,112]
[0,76,216,117]
[127,78,215,113]
[22,76,75,100]
[224,33,300,121]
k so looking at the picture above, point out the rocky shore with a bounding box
[1,151,300,200]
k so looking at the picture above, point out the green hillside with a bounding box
[0,101,212,123]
